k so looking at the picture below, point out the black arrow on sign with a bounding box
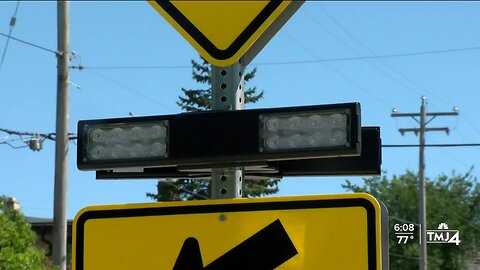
[173,219,298,270]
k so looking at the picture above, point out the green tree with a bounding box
[0,196,54,270]
[147,57,280,201]
[343,170,480,270]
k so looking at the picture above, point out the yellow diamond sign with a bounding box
[73,194,388,269]
[148,0,304,67]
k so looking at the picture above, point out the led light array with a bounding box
[85,122,168,161]
[77,103,360,171]
[260,111,349,151]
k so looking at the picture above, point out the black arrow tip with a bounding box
[205,219,298,270]
[173,237,204,270]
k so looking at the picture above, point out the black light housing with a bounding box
[95,127,380,180]
[276,126,381,176]
[77,103,361,171]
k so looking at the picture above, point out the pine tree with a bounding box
[147,57,280,201]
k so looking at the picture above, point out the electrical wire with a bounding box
[257,45,480,64]
[453,128,480,148]
[311,4,474,129]
[0,127,76,141]
[0,32,59,55]
[0,140,28,149]
[281,31,395,109]
[316,6,480,139]
[73,64,191,70]
[452,127,480,155]
[429,137,473,170]
[304,7,425,102]
[70,44,480,70]
[389,216,419,226]
[84,68,177,112]
[308,5,480,136]
[459,115,480,138]
[382,144,480,148]
[304,7,477,136]
[282,16,393,108]
[0,1,21,69]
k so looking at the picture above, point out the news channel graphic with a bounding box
[393,222,461,245]
[393,223,416,244]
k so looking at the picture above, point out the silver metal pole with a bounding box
[53,1,69,269]
[210,63,244,199]
[419,96,427,270]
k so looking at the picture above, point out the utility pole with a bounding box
[210,63,245,199]
[53,1,69,269]
[391,96,458,270]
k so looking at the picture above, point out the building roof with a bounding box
[25,216,73,227]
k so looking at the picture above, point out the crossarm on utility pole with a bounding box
[398,127,450,135]
[391,112,459,117]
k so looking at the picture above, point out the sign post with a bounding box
[210,63,245,199]
[73,1,388,269]
[147,0,304,198]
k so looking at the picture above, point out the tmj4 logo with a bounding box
[426,223,461,246]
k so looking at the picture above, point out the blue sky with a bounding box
[1,1,480,219]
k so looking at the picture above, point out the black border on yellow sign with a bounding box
[153,0,283,61]
[75,198,378,269]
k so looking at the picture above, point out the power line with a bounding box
[382,143,480,148]
[310,6,439,105]
[72,64,191,70]
[69,44,480,70]
[84,68,177,112]
[314,6,480,137]
[389,216,419,226]
[304,6,415,95]
[428,137,474,170]
[1,1,21,69]
[314,3,480,141]
[0,127,76,141]
[300,5,480,145]
[258,45,480,66]
[452,125,480,155]
[281,31,394,109]
[299,8,416,109]
[0,127,76,151]
[459,115,480,138]
[0,32,59,55]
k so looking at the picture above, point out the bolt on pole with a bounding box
[53,1,70,269]
[210,63,245,199]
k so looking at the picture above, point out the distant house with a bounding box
[6,197,73,260]
[25,215,73,257]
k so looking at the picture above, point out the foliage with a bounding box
[176,58,264,112]
[147,178,280,201]
[0,196,54,270]
[343,170,480,270]
[147,57,279,201]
